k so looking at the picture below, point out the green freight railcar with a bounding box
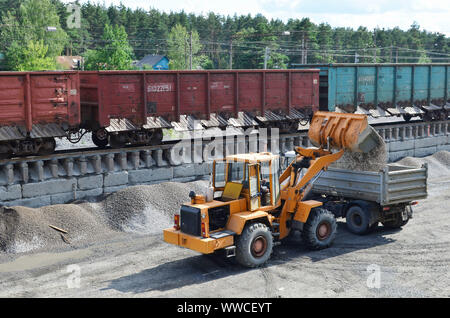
[294,63,450,121]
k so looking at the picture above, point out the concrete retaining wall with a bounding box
[0,121,448,208]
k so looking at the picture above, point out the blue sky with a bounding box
[61,0,450,36]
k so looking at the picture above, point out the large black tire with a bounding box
[235,223,273,268]
[382,212,409,229]
[301,208,337,250]
[345,205,371,235]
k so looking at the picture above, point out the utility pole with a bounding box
[354,52,359,63]
[395,48,399,63]
[264,46,270,69]
[301,34,305,64]
[189,30,193,70]
[229,39,233,69]
[301,33,308,64]
[184,36,188,69]
[304,40,308,64]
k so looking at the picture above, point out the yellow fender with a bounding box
[226,211,272,235]
[294,200,323,223]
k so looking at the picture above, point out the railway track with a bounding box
[0,117,447,168]
[0,118,448,208]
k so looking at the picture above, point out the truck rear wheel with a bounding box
[301,208,337,250]
[382,212,409,229]
[235,223,273,268]
[345,205,371,235]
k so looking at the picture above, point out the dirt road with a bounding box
[0,168,449,298]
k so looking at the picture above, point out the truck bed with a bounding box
[312,164,428,206]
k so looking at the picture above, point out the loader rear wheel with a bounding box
[301,208,337,250]
[235,223,273,268]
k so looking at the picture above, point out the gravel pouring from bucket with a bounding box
[308,111,379,153]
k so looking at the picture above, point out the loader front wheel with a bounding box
[235,223,273,268]
[302,208,337,250]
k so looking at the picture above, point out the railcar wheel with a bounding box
[37,138,56,156]
[150,129,164,146]
[92,129,109,148]
[109,134,127,148]
[402,114,412,122]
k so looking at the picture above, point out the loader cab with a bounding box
[213,153,281,211]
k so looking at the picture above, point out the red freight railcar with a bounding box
[80,69,319,147]
[0,71,80,158]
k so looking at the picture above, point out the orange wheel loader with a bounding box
[163,112,381,267]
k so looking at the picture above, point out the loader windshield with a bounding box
[227,161,246,184]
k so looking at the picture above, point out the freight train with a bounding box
[0,69,320,158]
[0,64,448,159]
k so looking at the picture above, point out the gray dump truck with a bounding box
[308,163,428,234]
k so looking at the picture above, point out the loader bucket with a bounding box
[308,111,380,153]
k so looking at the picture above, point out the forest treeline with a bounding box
[0,0,448,71]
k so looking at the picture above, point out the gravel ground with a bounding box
[0,152,448,298]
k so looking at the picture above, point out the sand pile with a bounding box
[331,127,387,172]
[0,180,209,254]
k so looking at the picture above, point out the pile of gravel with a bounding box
[331,128,387,172]
[0,180,209,254]
[99,180,209,233]
[393,151,450,180]
[0,204,116,254]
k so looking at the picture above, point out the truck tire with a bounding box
[345,205,371,235]
[235,223,273,268]
[301,208,337,250]
[382,212,409,229]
